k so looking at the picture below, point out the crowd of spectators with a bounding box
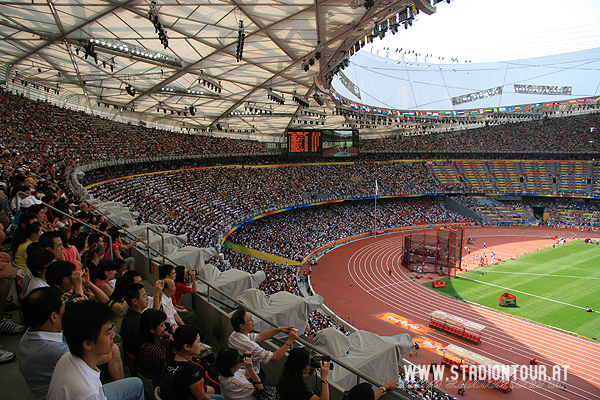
[88,163,448,249]
[400,373,456,400]
[218,248,300,296]
[362,113,600,154]
[305,310,349,338]
[227,198,469,261]
[0,90,267,172]
[2,88,599,392]
[451,195,482,209]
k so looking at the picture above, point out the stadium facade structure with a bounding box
[333,47,600,112]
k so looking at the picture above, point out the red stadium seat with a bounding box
[124,351,137,376]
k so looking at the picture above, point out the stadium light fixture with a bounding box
[267,88,285,105]
[198,71,222,94]
[71,38,182,68]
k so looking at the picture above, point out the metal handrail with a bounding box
[67,181,422,399]
[146,225,167,266]
[84,208,413,399]
[190,266,412,399]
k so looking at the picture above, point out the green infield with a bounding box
[423,240,600,339]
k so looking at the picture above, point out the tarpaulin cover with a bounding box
[236,289,323,335]
[312,328,412,391]
[152,246,217,270]
[197,265,266,307]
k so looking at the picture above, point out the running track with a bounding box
[309,227,600,400]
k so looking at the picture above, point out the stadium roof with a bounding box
[0,0,443,141]
[331,47,600,111]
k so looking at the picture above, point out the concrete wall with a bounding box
[444,196,482,222]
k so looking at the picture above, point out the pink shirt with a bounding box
[62,246,81,270]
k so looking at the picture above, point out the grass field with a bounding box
[423,240,600,339]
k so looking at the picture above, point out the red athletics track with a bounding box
[307,227,600,400]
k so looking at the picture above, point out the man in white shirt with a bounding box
[19,287,125,399]
[46,300,144,400]
[18,287,68,400]
[227,308,298,375]
[148,278,183,331]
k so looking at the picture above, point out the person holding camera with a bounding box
[216,348,264,400]
[276,347,330,400]
[228,308,298,376]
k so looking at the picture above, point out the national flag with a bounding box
[375,179,379,196]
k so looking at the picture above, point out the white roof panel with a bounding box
[0,0,434,137]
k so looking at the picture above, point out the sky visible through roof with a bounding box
[369,0,600,64]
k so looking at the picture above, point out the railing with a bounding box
[146,225,167,266]
[57,199,415,398]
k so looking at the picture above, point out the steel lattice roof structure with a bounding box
[0,0,443,141]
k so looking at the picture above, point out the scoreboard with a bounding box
[287,130,322,156]
[287,129,358,158]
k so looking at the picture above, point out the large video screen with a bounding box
[322,129,359,158]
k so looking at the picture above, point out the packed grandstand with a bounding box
[1,72,600,400]
[2,0,600,397]
[2,87,600,310]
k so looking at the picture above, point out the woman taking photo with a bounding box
[159,325,223,400]
[216,348,264,400]
[276,348,329,400]
[137,309,168,388]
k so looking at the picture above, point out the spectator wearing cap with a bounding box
[10,185,33,214]
[20,194,42,211]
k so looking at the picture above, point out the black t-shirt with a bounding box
[120,309,142,355]
[159,360,203,400]
[280,382,314,400]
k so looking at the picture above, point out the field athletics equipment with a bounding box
[402,225,464,276]
[428,310,485,344]
[499,292,517,307]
